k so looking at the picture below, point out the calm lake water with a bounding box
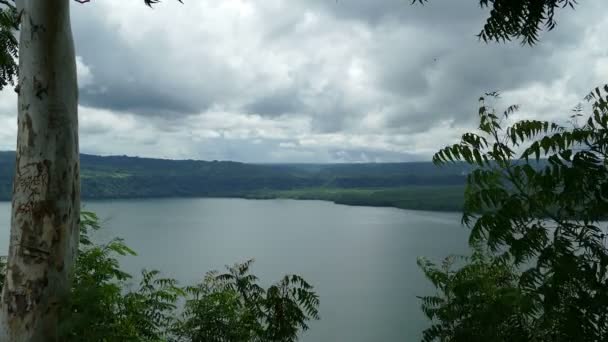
[0,198,468,341]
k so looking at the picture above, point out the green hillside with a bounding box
[0,151,469,211]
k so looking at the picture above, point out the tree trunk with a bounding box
[0,0,79,340]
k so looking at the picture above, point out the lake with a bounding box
[0,198,468,341]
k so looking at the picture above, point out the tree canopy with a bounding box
[415,0,608,340]
[420,88,608,341]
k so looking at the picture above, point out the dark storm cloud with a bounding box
[380,42,565,132]
[245,88,304,117]
[84,84,199,115]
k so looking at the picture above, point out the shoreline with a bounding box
[0,192,464,213]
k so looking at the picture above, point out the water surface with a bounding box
[0,198,468,341]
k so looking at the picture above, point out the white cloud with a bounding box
[76,56,94,88]
[0,0,604,162]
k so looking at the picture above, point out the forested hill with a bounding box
[0,151,470,210]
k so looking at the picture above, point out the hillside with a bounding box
[0,151,470,211]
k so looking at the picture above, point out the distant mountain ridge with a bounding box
[0,151,470,202]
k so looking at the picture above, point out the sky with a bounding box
[0,0,607,163]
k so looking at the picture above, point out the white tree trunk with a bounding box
[0,0,79,340]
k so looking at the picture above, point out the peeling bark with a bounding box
[0,0,79,340]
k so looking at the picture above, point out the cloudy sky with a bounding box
[0,0,607,163]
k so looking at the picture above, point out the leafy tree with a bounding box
[175,260,320,342]
[418,245,529,342]
[421,88,608,341]
[415,0,580,44]
[413,1,607,341]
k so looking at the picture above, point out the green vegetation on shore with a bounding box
[247,186,465,212]
[0,151,468,211]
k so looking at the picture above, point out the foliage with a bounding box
[0,0,18,91]
[418,246,529,342]
[421,88,608,341]
[59,211,183,341]
[174,260,320,342]
[414,0,580,45]
[0,211,320,341]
